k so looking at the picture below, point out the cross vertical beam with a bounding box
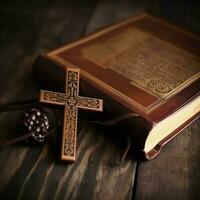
[39,67,103,162]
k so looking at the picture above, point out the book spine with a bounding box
[32,55,153,159]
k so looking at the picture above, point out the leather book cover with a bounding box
[33,12,200,159]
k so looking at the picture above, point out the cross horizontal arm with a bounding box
[39,90,67,105]
[77,96,103,112]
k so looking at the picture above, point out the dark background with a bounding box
[0,0,199,200]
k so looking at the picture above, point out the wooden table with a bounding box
[0,1,199,199]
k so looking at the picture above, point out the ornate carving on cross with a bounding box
[39,67,103,162]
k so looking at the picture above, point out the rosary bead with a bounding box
[31,114,36,121]
[36,111,41,116]
[24,108,49,144]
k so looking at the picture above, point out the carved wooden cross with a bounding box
[39,68,103,162]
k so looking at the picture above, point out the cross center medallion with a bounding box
[39,67,103,162]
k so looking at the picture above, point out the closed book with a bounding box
[33,12,200,159]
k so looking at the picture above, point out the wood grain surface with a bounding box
[0,0,199,200]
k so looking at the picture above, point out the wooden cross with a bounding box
[39,67,103,162]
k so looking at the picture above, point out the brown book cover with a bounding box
[33,12,200,159]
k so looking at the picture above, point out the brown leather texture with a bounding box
[47,12,200,123]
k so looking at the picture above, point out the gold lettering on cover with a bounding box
[39,68,103,162]
[81,28,200,98]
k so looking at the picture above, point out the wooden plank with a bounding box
[0,1,147,199]
[134,119,200,200]
[0,1,95,199]
[86,0,147,34]
[148,0,200,32]
[1,124,136,200]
